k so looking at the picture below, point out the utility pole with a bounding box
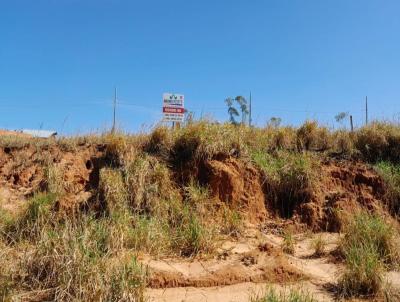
[112,87,117,134]
[365,96,368,125]
[249,92,252,127]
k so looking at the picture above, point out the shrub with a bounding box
[44,161,65,195]
[269,127,296,151]
[123,154,178,215]
[175,207,213,257]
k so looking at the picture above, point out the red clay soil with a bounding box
[0,144,392,231]
[296,159,388,231]
[0,144,104,213]
[204,156,267,223]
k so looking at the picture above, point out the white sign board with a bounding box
[163,93,185,122]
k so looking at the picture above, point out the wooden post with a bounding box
[350,115,354,132]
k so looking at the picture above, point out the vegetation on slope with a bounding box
[1,120,400,300]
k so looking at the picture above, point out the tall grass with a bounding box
[0,194,147,301]
[375,161,400,215]
[338,212,400,298]
[252,150,317,218]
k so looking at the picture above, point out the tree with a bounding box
[335,112,349,125]
[225,96,249,125]
[267,117,282,128]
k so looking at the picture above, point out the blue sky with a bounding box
[1,0,399,134]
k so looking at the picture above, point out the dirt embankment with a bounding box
[0,144,392,229]
[0,143,398,300]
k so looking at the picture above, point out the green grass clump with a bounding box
[2,192,57,242]
[338,211,400,298]
[252,150,317,218]
[340,212,399,266]
[339,241,384,297]
[251,287,316,302]
[282,230,296,255]
[375,161,400,215]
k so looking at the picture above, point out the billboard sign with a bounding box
[163,93,185,122]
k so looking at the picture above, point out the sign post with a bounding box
[162,93,185,127]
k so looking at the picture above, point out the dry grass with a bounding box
[310,235,327,257]
[0,193,147,301]
[251,286,316,302]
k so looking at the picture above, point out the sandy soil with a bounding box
[143,229,399,302]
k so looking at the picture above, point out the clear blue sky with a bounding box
[1,0,399,134]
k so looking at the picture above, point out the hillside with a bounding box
[1,121,400,302]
